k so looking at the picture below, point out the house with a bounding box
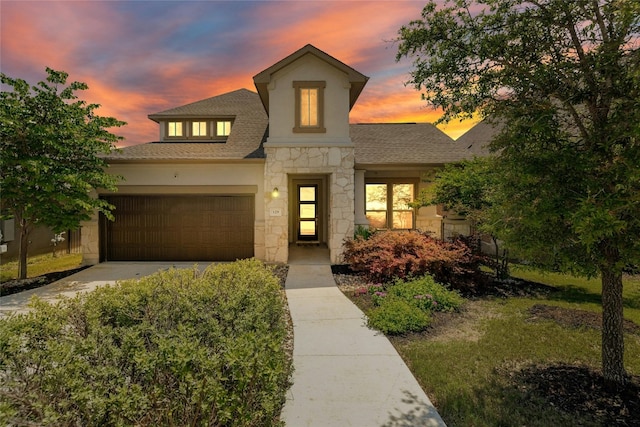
[80,44,479,265]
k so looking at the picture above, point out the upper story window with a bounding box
[365,182,416,229]
[293,81,326,133]
[192,121,208,137]
[162,118,233,141]
[167,121,184,137]
[216,120,232,137]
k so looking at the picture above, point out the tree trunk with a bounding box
[18,219,29,280]
[601,262,626,388]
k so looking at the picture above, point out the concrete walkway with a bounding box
[282,246,446,426]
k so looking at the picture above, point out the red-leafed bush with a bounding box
[342,231,481,286]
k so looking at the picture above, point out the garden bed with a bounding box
[334,267,640,426]
[0,266,90,296]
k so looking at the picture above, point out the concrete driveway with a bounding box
[0,262,212,317]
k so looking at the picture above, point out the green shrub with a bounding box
[367,298,431,335]
[342,230,480,286]
[390,275,464,313]
[0,259,291,427]
[353,225,374,240]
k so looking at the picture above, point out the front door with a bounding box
[297,184,319,241]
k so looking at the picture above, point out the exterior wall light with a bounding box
[272,187,279,198]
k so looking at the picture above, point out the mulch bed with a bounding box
[332,264,556,299]
[0,266,90,297]
[528,304,640,335]
[514,364,640,426]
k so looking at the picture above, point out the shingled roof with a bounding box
[351,123,474,166]
[106,89,483,164]
[106,89,268,161]
[454,119,498,157]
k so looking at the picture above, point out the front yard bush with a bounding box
[0,259,291,427]
[365,275,464,335]
[367,297,431,335]
[389,275,464,313]
[343,230,480,286]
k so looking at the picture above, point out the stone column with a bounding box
[354,169,369,228]
[80,211,100,266]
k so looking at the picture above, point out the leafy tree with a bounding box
[0,68,125,279]
[397,0,640,386]
[414,157,510,278]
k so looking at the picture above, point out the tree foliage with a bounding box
[416,157,510,278]
[0,68,125,278]
[397,0,640,385]
[415,157,496,221]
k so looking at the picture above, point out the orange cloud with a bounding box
[1,0,477,146]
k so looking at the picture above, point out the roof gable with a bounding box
[253,44,369,114]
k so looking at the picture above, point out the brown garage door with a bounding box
[102,195,254,261]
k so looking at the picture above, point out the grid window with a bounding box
[192,121,208,137]
[300,88,319,127]
[216,121,232,137]
[365,182,415,229]
[293,81,325,133]
[167,121,183,137]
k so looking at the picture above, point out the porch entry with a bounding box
[290,177,326,244]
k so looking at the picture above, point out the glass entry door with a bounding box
[297,184,318,241]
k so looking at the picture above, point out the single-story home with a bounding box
[81,44,484,265]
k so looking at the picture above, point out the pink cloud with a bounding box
[1,1,475,147]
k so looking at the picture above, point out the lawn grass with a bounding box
[511,265,640,323]
[351,266,640,426]
[0,253,83,282]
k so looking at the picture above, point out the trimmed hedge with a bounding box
[0,259,291,427]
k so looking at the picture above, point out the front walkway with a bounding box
[282,245,446,426]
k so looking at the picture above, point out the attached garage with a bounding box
[101,195,254,261]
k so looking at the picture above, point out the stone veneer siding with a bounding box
[80,210,100,266]
[264,145,354,264]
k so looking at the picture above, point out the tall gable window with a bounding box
[216,120,232,137]
[192,121,208,137]
[167,121,184,137]
[293,81,325,133]
[300,88,318,126]
[365,182,416,229]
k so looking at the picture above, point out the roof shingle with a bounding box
[454,119,498,157]
[107,89,268,161]
[351,123,474,165]
[107,90,487,165]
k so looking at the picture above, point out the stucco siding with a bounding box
[267,54,352,144]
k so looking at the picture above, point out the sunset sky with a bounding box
[1,0,478,147]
